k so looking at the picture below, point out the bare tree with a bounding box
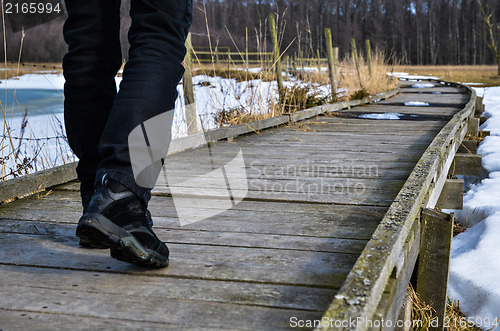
[476,0,500,74]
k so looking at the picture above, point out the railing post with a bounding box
[324,28,338,101]
[268,13,284,93]
[351,38,363,90]
[366,39,373,78]
[417,208,454,331]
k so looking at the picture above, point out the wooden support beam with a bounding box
[480,130,490,138]
[450,153,482,176]
[436,179,464,210]
[395,289,413,331]
[457,139,479,154]
[371,221,421,328]
[475,96,484,117]
[417,209,454,331]
[467,117,480,137]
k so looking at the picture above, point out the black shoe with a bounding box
[76,175,169,268]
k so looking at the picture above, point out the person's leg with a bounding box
[62,0,122,210]
[76,0,192,268]
[96,0,193,206]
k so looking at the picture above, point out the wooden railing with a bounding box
[318,79,483,331]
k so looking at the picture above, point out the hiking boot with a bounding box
[76,175,169,268]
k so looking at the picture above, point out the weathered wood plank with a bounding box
[0,233,357,288]
[1,189,387,218]
[457,139,479,154]
[0,162,77,203]
[0,219,369,254]
[417,209,454,331]
[0,310,201,331]
[467,117,480,137]
[0,265,336,311]
[450,153,482,176]
[0,207,380,240]
[0,283,321,330]
[436,179,464,210]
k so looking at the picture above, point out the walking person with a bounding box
[63,0,192,268]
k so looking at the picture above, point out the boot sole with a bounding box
[76,213,169,268]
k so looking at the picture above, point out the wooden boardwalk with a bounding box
[0,81,472,330]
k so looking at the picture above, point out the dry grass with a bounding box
[409,284,487,331]
[339,51,399,99]
[293,51,399,101]
[206,49,399,127]
[445,299,486,331]
[409,284,436,331]
[395,65,500,87]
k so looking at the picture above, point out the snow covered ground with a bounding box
[446,86,500,329]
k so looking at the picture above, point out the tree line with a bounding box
[190,0,500,66]
[0,0,498,66]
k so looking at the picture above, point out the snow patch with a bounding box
[359,113,403,120]
[405,101,430,106]
[447,86,500,329]
[412,83,435,88]
[0,73,65,90]
[448,212,500,329]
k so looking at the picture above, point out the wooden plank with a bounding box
[0,162,77,203]
[0,265,336,312]
[370,219,420,329]
[377,93,469,105]
[436,179,464,210]
[0,310,198,331]
[384,220,421,328]
[425,124,467,209]
[168,115,290,155]
[467,117,480,137]
[457,139,479,154]
[0,283,321,330]
[395,289,413,331]
[0,205,381,240]
[417,209,454,331]
[1,189,388,218]
[475,96,484,116]
[450,153,482,176]
[480,130,490,138]
[0,233,357,288]
[0,219,369,254]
